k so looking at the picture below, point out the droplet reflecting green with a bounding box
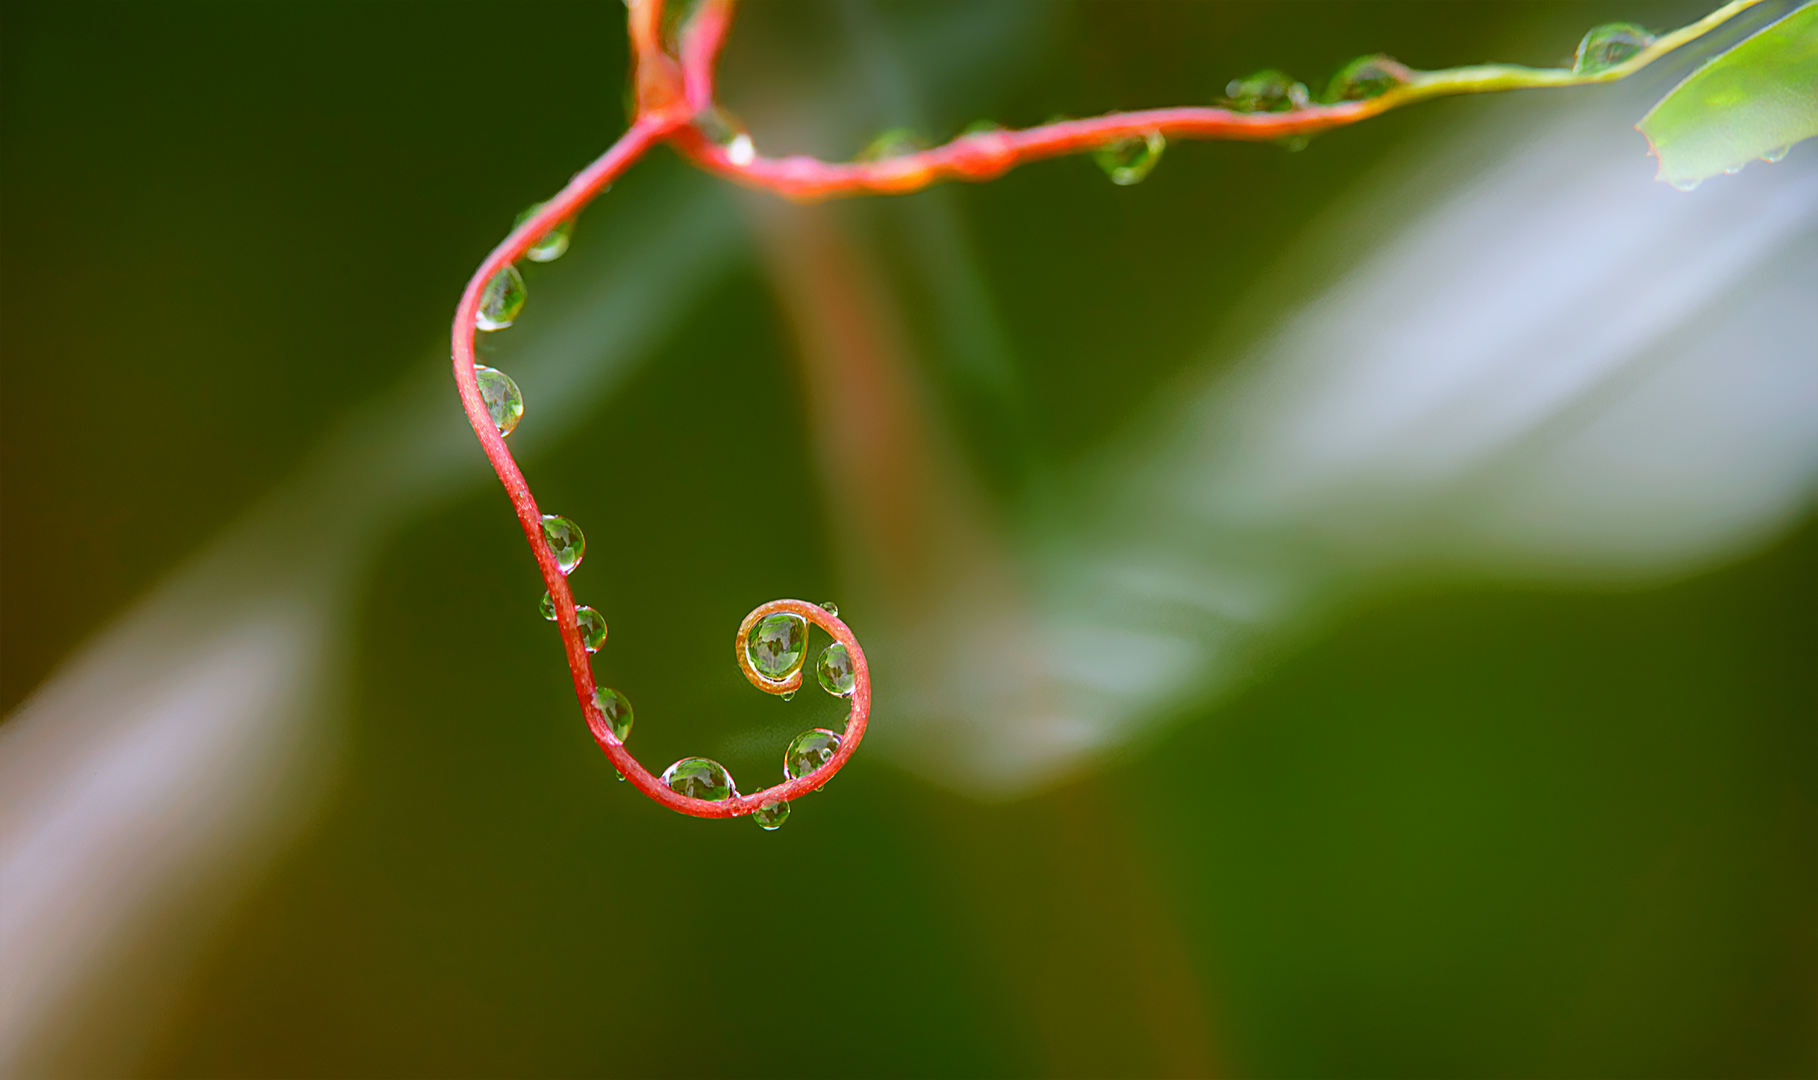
[1094,131,1165,185]
[540,514,585,574]
[784,728,842,781]
[474,364,523,436]
[781,689,796,702]
[816,643,855,697]
[820,601,839,616]
[592,686,634,742]
[1325,54,1413,102]
[662,757,735,801]
[695,106,756,165]
[857,127,924,161]
[540,591,557,621]
[1573,23,1656,75]
[746,613,806,680]
[575,606,606,653]
[961,119,1005,136]
[1224,69,1311,113]
[1761,145,1791,164]
[514,201,575,263]
[476,264,526,331]
[753,800,790,830]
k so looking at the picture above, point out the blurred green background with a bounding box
[2,2,1812,1077]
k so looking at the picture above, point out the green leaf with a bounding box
[1638,2,1818,190]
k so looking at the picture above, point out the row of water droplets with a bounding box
[663,603,856,830]
[845,21,1669,192]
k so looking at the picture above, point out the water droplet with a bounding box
[592,686,634,742]
[473,364,524,436]
[662,757,736,801]
[746,613,806,680]
[1325,54,1413,102]
[1094,131,1165,186]
[753,799,790,829]
[816,643,855,697]
[1277,135,1312,153]
[476,264,526,331]
[1224,69,1311,113]
[575,606,607,653]
[696,106,756,165]
[1669,178,1702,193]
[540,514,585,574]
[1761,145,1791,164]
[614,769,625,782]
[781,689,797,702]
[819,601,839,616]
[1573,23,1656,75]
[540,591,557,621]
[857,127,924,161]
[514,201,575,263]
[784,728,842,781]
[961,119,1005,136]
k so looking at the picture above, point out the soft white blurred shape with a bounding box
[876,101,1818,796]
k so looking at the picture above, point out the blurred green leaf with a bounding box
[1638,2,1818,190]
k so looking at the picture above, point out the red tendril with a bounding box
[451,0,1751,817]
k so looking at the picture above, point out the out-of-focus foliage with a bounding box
[1640,1,1818,187]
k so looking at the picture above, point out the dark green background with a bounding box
[2,2,1811,1076]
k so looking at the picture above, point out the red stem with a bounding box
[459,0,1708,817]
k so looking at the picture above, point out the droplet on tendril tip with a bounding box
[784,728,842,781]
[540,591,557,621]
[474,364,523,436]
[747,613,807,681]
[576,606,607,653]
[476,264,526,331]
[817,643,855,697]
[1573,23,1656,75]
[592,686,634,742]
[662,757,736,801]
[819,601,839,616]
[1325,54,1412,102]
[1761,145,1791,164]
[514,201,574,263]
[1224,69,1311,113]
[1094,132,1164,186]
[540,514,585,574]
[753,800,790,830]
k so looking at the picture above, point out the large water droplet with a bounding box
[747,613,806,680]
[753,799,790,830]
[1573,23,1656,75]
[696,106,756,165]
[819,601,839,616]
[575,606,607,653]
[857,127,924,161]
[474,364,523,436]
[540,514,585,574]
[540,591,557,621]
[662,757,735,801]
[1325,54,1413,102]
[784,728,842,781]
[592,686,634,742]
[515,201,575,263]
[816,643,855,697]
[1094,131,1165,186]
[1225,69,1311,113]
[1761,145,1791,164]
[476,264,526,331]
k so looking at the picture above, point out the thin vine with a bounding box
[449,0,1758,824]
